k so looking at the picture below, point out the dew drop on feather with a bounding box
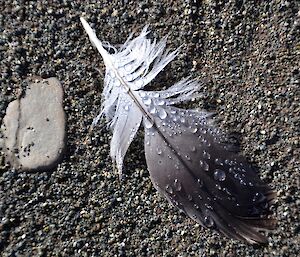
[215,158,224,166]
[204,216,214,227]
[203,161,209,171]
[190,127,198,133]
[158,109,167,119]
[185,155,191,161]
[156,147,162,155]
[174,179,182,191]
[165,185,174,194]
[203,150,211,160]
[144,118,153,129]
[143,97,152,105]
[252,192,266,203]
[157,99,165,106]
[191,146,196,152]
[197,178,203,187]
[214,169,226,181]
[149,106,157,114]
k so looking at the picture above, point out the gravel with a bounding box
[0,1,299,256]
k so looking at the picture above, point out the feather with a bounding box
[80,18,276,244]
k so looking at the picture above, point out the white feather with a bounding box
[80,17,202,176]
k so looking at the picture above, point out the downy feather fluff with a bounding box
[80,17,276,244]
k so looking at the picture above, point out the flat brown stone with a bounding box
[0,77,66,170]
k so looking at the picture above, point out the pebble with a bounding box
[0,77,66,170]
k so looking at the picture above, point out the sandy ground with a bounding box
[0,1,299,256]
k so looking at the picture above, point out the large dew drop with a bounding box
[165,185,174,194]
[200,160,210,171]
[149,106,157,114]
[144,118,154,129]
[157,99,165,106]
[204,216,214,227]
[190,127,198,134]
[158,109,167,119]
[174,179,182,191]
[203,150,211,160]
[143,97,152,105]
[214,169,226,181]
[156,147,162,155]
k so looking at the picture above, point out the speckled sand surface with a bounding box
[0,1,299,256]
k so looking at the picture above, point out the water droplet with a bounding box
[153,92,160,98]
[215,158,223,166]
[252,192,266,203]
[158,109,167,119]
[165,185,173,194]
[197,179,203,187]
[224,188,232,196]
[204,216,214,227]
[170,110,177,114]
[124,105,130,111]
[149,106,157,114]
[157,99,165,106]
[192,214,197,220]
[203,162,209,171]
[203,150,211,160]
[143,97,152,105]
[172,116,178,122]
[191,127,198,133]
[225,159,230,165]
[144,118,154,129]
[180,117,186,123]
[205,203,213,210]
[215,183,222,190]
[174,179,182,191]
[214,169,226,181]
[194,204,199,209]
[146,141,150,146]
[156,148,162,155]
[185,155,191,161]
